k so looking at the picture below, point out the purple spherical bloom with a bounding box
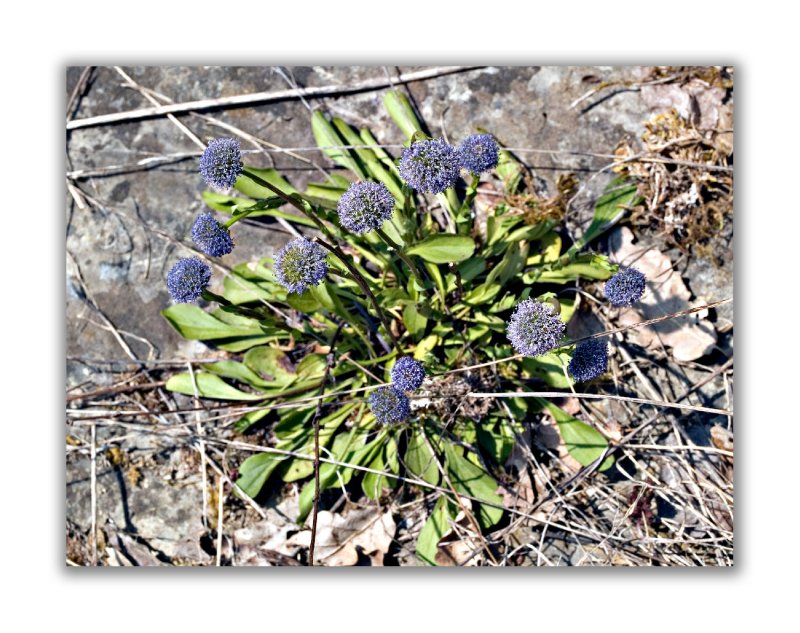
[457,134,500,174]
[199,137,243,189]
[166,257,211,303]
[398,138,461,194]
[191,212,234,257]
[391,357,426,392]
[337,181,395,234]
[274,238,328,294]
[506,298,566,357]
[568,339,608,383]
[368,386,411,425]
[604,267,646,306]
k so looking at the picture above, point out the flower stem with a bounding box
[374,227,425,287]
[222,209,257,229]
[312,237,399,348]
[241,168,400,348]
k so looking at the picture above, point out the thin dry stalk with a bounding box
[216,474,224,567]
[67,66,480,130]
[187,362,209,530]
[90,421,97,567]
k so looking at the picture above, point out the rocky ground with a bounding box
[66,66,733,566]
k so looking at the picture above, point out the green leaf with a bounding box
[216,336,281,352]
[274,407,316,439]
[462,283,501,306]
[243,347,297,387]
[297,430,383,521]
[279,405,356,481]
[236,452,283,498]
[403,303,428,340]
[476,421,515,465]
[234,408,271,433]
[527,232,562,266]
[234,167,298,199]
[362,437,397,500]
[286,289,322,313]
[531,254,617,284]
[457,257,486,283]
[485,240,529,287]
[384,90,424,140]
[405,427,440,485]
[504,220,556,245]
[559,297,577,324]
[332,117,404,200]
[311,110,367,178]
[541,401,614,471]
[202,191,285,216]
[569,177,639,254]
[304,181,347,204]
[416,496,453,566]
[521,353,573,388]
[296,353,328,381]
[165,372,265,401]
[162,304,264,340]
[407,235,476,264]
[422,261,447,303]
[221,274,277,305]
[442,442,504,529]
[202,360,274,389]
[486,213,523,246]
[414,334,439,361]
[495,146,523,193]
[361,127,402,180]
[310,281,338,311]
[487,292,517,314]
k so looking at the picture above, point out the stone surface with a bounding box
[66,66,658,380]
[65,66,733,565]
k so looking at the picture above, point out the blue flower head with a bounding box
[568,338,609,383]
[191,212,234,257]
[166,257,211,303]
[506,298,566,357]
[337,181,395,234]
[457,134,500,174]
[398,138,461,194]
[199,137,243,189]
[390,357,426,392]
[604,267,646,306]
[274,237,328,294]
[368,386,411,425]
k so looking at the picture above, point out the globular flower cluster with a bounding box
[457,134,500,174]
[391,357,426,392]
[166,257,211,303]
[604,267,646,306]
[191,212,234,257]
[368,386,412,425]
[506,299,566,357]
[337,181,395,234]
[273,238,328,294]
[568,338,609,383]
[398,138,461,193]
[199,137,243,189]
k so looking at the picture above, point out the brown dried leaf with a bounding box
[608,227,717,361]
[289,508,396,566]
[641,78,726,131]
[501,469,538,510]
[234,520,299,565]
[434,539,481,566]
[710,425,734,453]
[536,412,583,473]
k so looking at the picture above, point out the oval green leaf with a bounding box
[406,235,476,264]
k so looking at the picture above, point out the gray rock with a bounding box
[67,66,714,565]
